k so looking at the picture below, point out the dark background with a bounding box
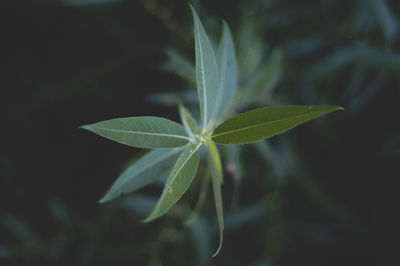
[1,0,399,265]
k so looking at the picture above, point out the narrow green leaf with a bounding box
[212,105,343,145]
[241,49,283,104]
[223,144,243,208]
[215,21,238,119]
[143,143,200,222]
[206,139,223,184]
[237,20,264,81]
[190,5,219,131]
[80,116,190,149]
[99,147,183,203]
[178,102,198,139]
[208,152,224,256]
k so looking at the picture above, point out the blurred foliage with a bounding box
[1,0,399,265]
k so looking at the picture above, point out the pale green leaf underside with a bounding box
[190,5,219,130]
[81,116,190,149]
[143,144,200,222]
[215,21,238,119]
[208,152,224,256]
[179,102,198,138]
[99,147,183,203]
[212,105,343,144]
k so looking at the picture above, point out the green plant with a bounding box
[80,6,342,256]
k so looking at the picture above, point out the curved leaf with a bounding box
[99,147,183,203]
[215,21,238,119]
[143,143,201,222]
[208,151,224,256]
[81,116,190,149]
[190,5,219,130]
[212,105,343,144]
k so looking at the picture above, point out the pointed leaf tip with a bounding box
[98,197,107,204]
[208,149,224,257]
[212,240,223,257]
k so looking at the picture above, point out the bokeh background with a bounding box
[1,0,399,265]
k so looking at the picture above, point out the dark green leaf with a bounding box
[212,105,343,144]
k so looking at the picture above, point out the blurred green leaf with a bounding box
[237,20,264,81]
[81,117,190,149]
[0,213,37,241]
[143,144,200,222]
[308,46,357,79]
[186,217,212,264]
[241,49,283,104]
[99,147,183,203]
[215,21,238,119]
[190,5,219,130]
[346,72,386,116]
[369,0,399,42]
[356,47,400,71]
[212,106,343,144]
[161,48,196,85]
[185,170,210,225]
[223,144,244,208]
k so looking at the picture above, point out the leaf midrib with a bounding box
[87,127,191,141]
[166,143,201,188]
[212,111,323,138]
